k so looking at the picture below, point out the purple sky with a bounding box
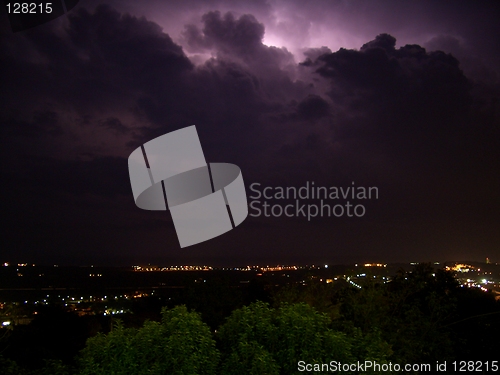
[1,0,499,266]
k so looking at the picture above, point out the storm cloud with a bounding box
[0,1,499,265]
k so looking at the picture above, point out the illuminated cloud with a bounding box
[0,1,499,265]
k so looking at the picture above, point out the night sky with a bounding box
[1,0,499,266]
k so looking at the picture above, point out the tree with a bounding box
[337,263,458,363]
[0,354,28,375]
[272,275,341,319]
[217,301,353,375]
[78,305,219,375]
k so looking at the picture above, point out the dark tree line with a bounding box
[1,263,499,374]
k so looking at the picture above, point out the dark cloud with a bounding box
[360,33,396,52]
[188,11,265,53]
[34,156,131,197]
[66,5,192,75]
[98,117,130,135]
[313,33,471,142]
[301,46,332,62]
[425,34,499,84]
[296,95,330,120]
[0,111,64,139]
[183,11,295,78]
[302,34,498,206]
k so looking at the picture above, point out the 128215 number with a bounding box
[6,3,52,14]
[452,361,498,372]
